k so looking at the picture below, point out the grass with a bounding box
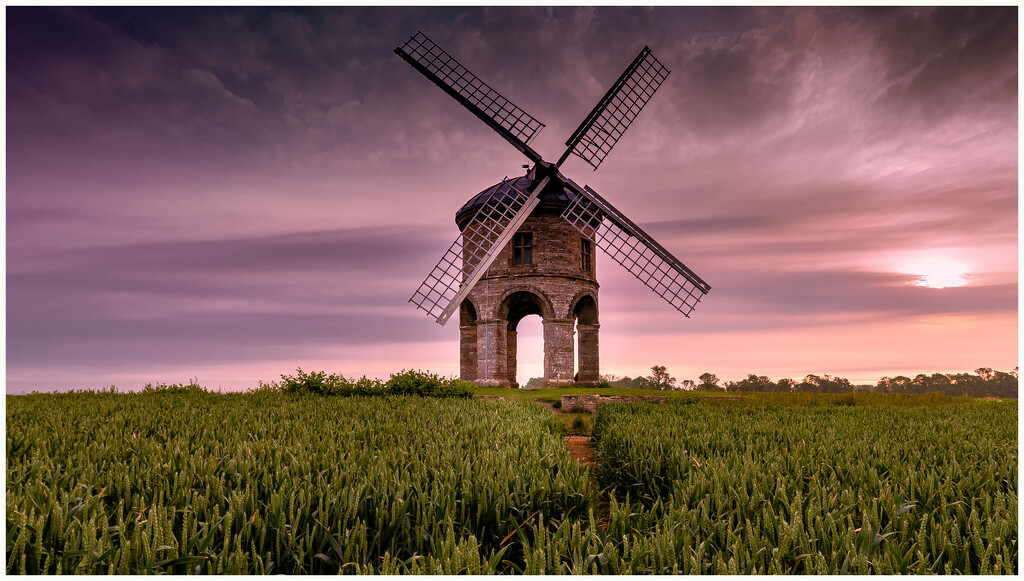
[476,386,994,408]
[589,398,1017,574]
[472,385,730,404]
[7,387,1014,574]
[559,412,594,436]
[6,393,591,574]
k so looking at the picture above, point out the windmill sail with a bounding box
[410,176,550,324]
[561,181,710,316]
[558,46,670,170]
[395,32,546,165]
[396,31,710,325]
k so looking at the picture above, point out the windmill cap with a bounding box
[455,170,582,230]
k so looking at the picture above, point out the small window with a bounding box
[581,237,593,272]
[512,232,533,266]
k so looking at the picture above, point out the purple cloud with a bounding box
[6,6,1017,391]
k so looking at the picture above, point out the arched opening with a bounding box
[573,318,579,379]
[497,290,550,389]
[572,294,600,385]
[458,300,478,381]
[460,299,478,325]
[512,315,543,388]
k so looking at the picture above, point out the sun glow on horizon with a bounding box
[896,254,972,288]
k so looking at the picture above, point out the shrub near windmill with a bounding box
[398,32,710,388]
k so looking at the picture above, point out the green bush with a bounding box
[256,368,472,398]
[352,375,387,396]
[385,369,474,398]
[141,378,207,394]
[256,368,384,396]
[275,368,355,395]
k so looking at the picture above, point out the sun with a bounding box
[896,255,972,288]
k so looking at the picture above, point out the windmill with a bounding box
[396,31,710,387]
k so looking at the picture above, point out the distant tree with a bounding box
[698,372,722,391]
[647,365,677,390]
[729,374,774,392]
[606,375,654,389]
[948,372,978,393]
[797,374,821,393]
[876,375,913,394]
[680,379,696,391]
[822,374,852,393]
[989,370,1019,398]
[798,374,852,393]
[906,373,959,395]
[525,377,544,388]
[776,378,797,393]
[749,374,773,392]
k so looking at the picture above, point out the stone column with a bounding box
[506,327,519,387]
[459,324,478,381]
[576,323,600,385]
[475,319,508,387]
[543,317,575,386]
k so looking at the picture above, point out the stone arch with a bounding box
[493,289,553,387]
[459,299,479,381]
[460,297,479,325]
[494,286,555,325]
[568,291,600,385]
[567,290,599,322]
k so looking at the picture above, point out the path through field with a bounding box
[563,436,597,466]
[538,400,609,531]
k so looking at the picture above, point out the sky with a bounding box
[6,6,1019,393]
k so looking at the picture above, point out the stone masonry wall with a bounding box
[561,394,667,413]
[461,209,600,388]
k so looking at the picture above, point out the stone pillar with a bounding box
[459,324,478,381]
[475,319,508,387]
[576,323,600,385]
[543,318,575,386]
[506,327,519,387]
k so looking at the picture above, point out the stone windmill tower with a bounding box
[396,32,711,388]
[454,172,599,387]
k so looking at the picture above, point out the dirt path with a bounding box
[547,403,605,535]
[532,400,611,530]
[564,435,597,465]
[563,434,609,531]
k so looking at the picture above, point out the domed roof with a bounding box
[455,169,582,229]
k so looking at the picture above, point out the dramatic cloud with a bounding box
[6,6,1017,392]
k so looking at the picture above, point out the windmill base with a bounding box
[453,190,602,390]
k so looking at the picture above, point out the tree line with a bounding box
[601,366,1018,398]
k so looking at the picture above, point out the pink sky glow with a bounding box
[6,6,1018,392]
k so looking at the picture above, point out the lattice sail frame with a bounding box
[561,183,710,316]
[395,32,545,162]
[397,32,710,324]
[562,47,670,170]
[409,179,537,323]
